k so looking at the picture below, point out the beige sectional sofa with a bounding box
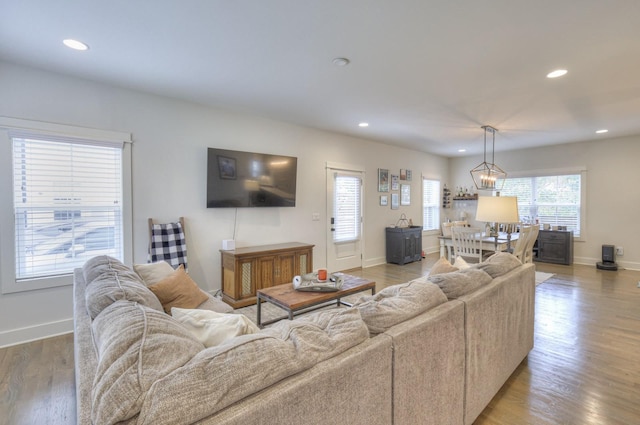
[73,253,535,425]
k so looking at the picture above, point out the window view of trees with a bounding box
[501,174,581,236]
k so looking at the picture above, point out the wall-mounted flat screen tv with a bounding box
[207,148,297,208]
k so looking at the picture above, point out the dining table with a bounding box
[438,232,519,261]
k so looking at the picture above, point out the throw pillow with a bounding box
[148,265,209,314]
[453,256,471,270]
[428,268,492,299]
[134,261,175,286]
[473,252,522,278]
[353,281,447,334]
[171,308,259,347]
[428,256,458,276]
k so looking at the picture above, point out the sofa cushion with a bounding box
[429,256,459,276]
[91,300,204,425]
[352,281,447,334]
[137,308,369,425]
[473,252,522,278]
[82,255,131,285]
[134,260,176,286]
[148,265,209,314]
[85,270,163,319]
[428,268,493,300]
[171,307,260,347]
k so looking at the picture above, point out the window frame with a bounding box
[0,117,133,294]
[422,177,441,234]
[499,167,587,241]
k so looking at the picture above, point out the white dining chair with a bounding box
[451,226,484,263]
[523,226,540,264]
[511,225,532,262]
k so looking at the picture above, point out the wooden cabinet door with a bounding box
[256,256,276,290]
[295,249,312,275]
[235,258,256,301]
[276,252,296,285]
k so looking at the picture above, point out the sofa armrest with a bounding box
[459,263,535,424]
[73,269,98,425]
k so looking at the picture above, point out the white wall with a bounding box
[0,61,448,346]
[448,137,640,269]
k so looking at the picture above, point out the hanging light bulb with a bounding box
[470,125,506,191]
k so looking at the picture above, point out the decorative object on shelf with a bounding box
[380,195,388,206]
[401,184,411,205]
[395,213,410,228]
[470,125,507,191]
[452,193,478,200]
[443,184,451,209]
[378,168,389,192]
[475,195,519,251]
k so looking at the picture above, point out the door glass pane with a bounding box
[333,173,361,242]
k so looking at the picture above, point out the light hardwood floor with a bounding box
[1,254,639,425]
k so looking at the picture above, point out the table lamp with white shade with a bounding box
[475,195,519,251]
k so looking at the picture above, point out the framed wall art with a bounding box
[391,174,399,190]
[380,195,388,206]
[378,168,389,192]
[401,184,411,205]
[391,193,399,210]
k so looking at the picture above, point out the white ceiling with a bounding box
[2,0,640,157]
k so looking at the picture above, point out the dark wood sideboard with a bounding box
[386,226,423,265]
[535,230,574,265]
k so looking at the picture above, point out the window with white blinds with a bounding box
[422,178,440,231]
[333,173,362,242]
[500,173,582,237]
[12,136,124,280]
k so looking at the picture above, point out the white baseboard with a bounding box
[574,256,640,271]
[0,318,73,348]
[363,257,386,268]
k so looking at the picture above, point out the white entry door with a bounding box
[326,166,364,272]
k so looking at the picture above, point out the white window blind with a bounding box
[12,136,124,280]
[333,173,362,242]
[422,178,440,231]
[501,174,582,237]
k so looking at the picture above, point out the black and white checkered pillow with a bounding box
[149,221,187,270]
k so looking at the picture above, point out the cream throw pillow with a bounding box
[453,256,471,270]
[134,261,176,286]
[171,307,260,347]
[148,265,209,314]
[428,256,458,276]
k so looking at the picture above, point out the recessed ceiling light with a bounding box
[358,122,369,128]
[458,149,466,153]
[546,69,567,79]
[63,39,89,51]
[332,57,350,67]
[596,129,608,134]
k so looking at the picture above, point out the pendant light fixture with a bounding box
[470,125,506,191]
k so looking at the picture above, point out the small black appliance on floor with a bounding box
[596,244,618,271]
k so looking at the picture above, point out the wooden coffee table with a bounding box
[255,274,375,327]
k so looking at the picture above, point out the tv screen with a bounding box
[207,148,297,208]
